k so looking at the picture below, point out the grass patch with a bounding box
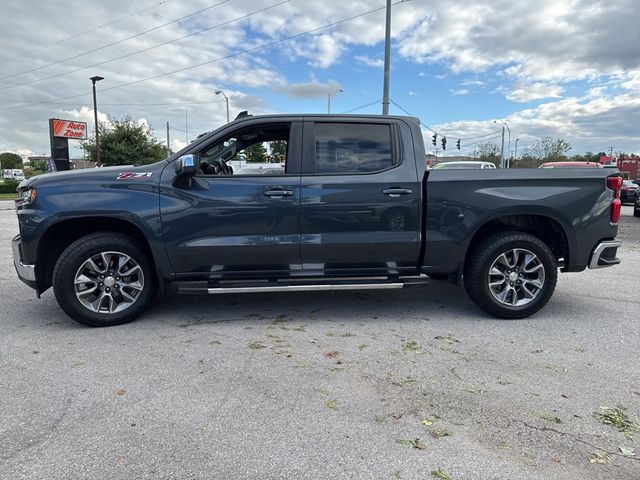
[292,324,306,332]
[532,412,563,424]
[209,339,222,346]
[588,451,608,464]
[396,438,426,449]
[430,429,453,439]
[0,193,17,200]
[248,341,266,350]
[431,469,452,480]
[593,405,640,438]
[402,340,420,352]
[340,332,356,337]
[357,343,368,351]
[325,399,337,409]
[435,335,459,345]
[271,314,286,324]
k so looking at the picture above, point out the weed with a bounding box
[292,324,306,332]
[402,340,420,352]
[358,343,369,351]
[421,418,434,426]
[325,400,337,409]
[431,429,453,439]
[449,368,462,381]
[272,314,286,324]
[396,438,426,449]
[315,388,330,396]
[431,469,452,480]
[435,335,459,345]
[248,341,266,350]
[593,405,640,438]
[532,412,563,424]
[588,451,608,464]
[209,339,222,346]
[340,332,357,337]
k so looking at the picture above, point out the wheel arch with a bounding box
[35,216,166,294]
[463,212,571,273]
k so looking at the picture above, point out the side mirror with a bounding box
[175,154,196,176]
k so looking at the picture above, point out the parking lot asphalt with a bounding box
[1,205,638,480]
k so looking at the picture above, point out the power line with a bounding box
[342,99,382,113]
[0,0,290,92]
[0,0,174,63]
[0,0,234,82]
[3,1,405,112]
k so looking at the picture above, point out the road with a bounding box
[1,204,638,480]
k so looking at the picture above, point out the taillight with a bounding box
[607,175,623,224]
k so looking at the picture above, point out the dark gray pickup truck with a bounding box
[12,114,623,326]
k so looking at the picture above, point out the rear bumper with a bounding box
[588,240,622,269]
[12,235,37,289]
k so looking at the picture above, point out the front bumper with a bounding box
[12,235,37,289]
[588,240,622,269]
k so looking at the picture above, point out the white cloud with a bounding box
[408,91,418,96]
[354,55,384,68]
[275,80,341,98]
[507,83,564,102]
[451,88,470,96]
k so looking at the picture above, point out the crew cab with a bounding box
[12,114,623,326]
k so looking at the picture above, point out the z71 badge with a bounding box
[116,172,153,180]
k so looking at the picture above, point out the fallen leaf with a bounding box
[421,418,434,426]
[324,351,339,358]
[116,388,126,396]
[619,445,635,456]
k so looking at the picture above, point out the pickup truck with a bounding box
[12,114,623,327]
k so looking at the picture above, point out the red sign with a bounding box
[51,119,87,139]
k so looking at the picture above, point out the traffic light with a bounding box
[432,133,437,146]
[441,136,447,150]
[456,139,461,150]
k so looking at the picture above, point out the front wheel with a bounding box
[53,232,158,327]
[464,232,557,319]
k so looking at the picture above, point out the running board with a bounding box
[206,282,404,294]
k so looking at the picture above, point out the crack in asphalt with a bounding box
[519,421,640,463]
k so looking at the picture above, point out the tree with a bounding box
[474,141,500,166]
[243,142,268,163]
[269,140,287,162]
[525,137,572,165]
[81,116,167,166]
[0,152,23,170]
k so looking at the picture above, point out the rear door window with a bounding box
[307,123,397,174]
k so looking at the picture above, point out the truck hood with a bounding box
[19,163,164,189]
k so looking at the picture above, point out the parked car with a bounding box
[634,190,640,217]
[12,114,622,327]
[433,161,496,169]
[621,180,639,204]
[235,165,284,175]
[539,161,602,168]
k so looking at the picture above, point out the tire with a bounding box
[634,207,640,218]
[53,232,158,327]
[463,232,557,319]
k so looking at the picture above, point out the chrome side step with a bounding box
[206,282,404,294]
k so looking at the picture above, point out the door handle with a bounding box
[264,188,294,197]
[382,187,413,197]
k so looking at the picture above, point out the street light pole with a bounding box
[215,89,229,123]
[382,0,392,115]
[328,88,343,113]
[514,138,520,164]
[90,76,104,167]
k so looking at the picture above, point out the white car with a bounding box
[433,161,497,170]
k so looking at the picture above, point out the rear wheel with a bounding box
[634,205,640,217]
[53,232,157,327]
[464,232,557,319]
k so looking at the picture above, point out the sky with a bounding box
[0,0,639,160]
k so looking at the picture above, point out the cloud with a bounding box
[275,80,341,98]
[507,83,564,102]
[408,91,418,96]
[451,88,470,96]
[355,55,384,68]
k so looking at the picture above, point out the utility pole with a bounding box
[514,138,520,164]
[382,0,391,115]
[609,146,614,159]
[166,121,170,156]
[500,125,505,169]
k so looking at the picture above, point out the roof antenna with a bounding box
[235,111,251,120]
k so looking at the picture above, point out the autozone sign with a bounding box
[51,119,87,139]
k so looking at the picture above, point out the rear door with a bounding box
[299,118,421,274]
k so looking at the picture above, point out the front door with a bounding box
[161,120,302,279]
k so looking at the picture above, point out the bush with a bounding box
[0,179,20,193]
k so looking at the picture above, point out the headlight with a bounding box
[18,187,37,206]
